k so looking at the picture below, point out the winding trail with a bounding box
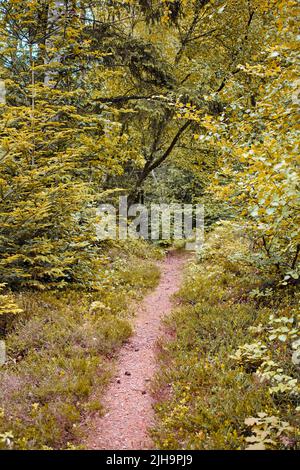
[84,251,189,450]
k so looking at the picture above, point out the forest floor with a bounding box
[83,250,190,450]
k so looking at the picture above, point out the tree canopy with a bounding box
[0,0,299,288]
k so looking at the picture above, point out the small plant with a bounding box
[0,431,14,450]
[230,342,269,370]
[257,362,299,398]
[232,313,300,400]
[267,315,298,343]
[249,288,274,300]
[0,284,23,336]
[0,284,23,317]
[244,413,294,450]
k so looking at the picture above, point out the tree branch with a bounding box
[215,9,255,93]
[128,120,191,204]
[292,244,300,270]
[147,121,191,173]
[95,94,152,104]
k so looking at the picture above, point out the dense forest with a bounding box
[0,0,299,452]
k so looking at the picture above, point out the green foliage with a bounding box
[0,283,23,336]
[232,312,300,401]
[0,245,160,449]
[0,0,298,452]
[0,284,23,317]
[152,223,299,450]
[178,0,300,276]
[0,0,151,288]
[244,413,295,450]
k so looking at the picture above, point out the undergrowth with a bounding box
[0,240,161,450]
[152,222,299,450]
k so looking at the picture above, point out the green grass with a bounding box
[0,240,162,450]
[152,223,299,450]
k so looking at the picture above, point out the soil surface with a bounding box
[84,251,189,450]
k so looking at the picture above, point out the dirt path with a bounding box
[84,251,189,450]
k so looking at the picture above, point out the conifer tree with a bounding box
[0,0,133,288]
